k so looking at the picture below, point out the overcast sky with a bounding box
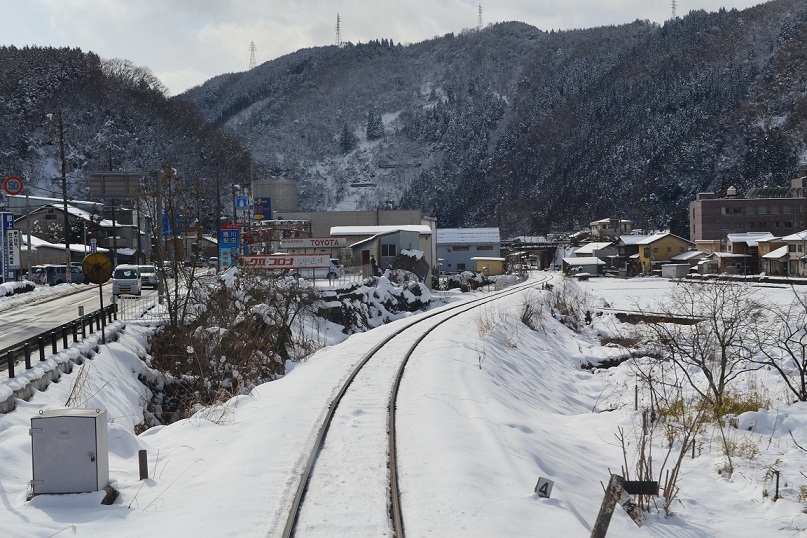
[1,0,771,96]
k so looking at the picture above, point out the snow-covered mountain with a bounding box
[179,0,807,237]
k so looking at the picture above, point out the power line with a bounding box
[249,41,257,70]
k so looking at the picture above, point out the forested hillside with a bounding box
[181,0,807,237]
[0,47,251,225]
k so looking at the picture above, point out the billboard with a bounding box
[280,237,346,249]
[242,254,330,270]
[88,171,142,199]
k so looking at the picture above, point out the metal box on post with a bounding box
[30,409,109,495]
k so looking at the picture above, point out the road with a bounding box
[0,283,159,349]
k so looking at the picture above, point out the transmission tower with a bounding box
[335,13,342,47]
[671,0,677,19]
[477,4,483,31]
[249,41,257,70]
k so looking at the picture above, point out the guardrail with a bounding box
[0,304,118,378]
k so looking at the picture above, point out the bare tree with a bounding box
[750,288,807,401]
[641,280,765,409]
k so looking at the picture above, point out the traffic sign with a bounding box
[3,176,24,196]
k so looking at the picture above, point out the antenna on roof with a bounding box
[477,4,483,31]
[249,41,257,70]
[335,13,342,47]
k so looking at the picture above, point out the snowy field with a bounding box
[0,273,806,537]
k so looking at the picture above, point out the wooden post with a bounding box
[591,474,622,538]
[138,449,148,480]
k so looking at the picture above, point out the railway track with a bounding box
[281,272,553,537]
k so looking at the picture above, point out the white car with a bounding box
[112,264,142,296]
[139,265,158,289]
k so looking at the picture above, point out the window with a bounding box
[771,206,780,215]
[381,244,397,257]
[785,222,793,228]
[733,207,742,214]
[721,207,730,215]
[653,247,659,253]
[679,247,686,253]
[45,214,57,220]
[476,245,493,251]
[789,245,797,252]
[667,247,672,253]
[453,246,469,251]
[758,206,768,215]
[457,263,466,271]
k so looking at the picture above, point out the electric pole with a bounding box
[58,109,72,283]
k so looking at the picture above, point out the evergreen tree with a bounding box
[339,124,357,153]
[366,107,384,140]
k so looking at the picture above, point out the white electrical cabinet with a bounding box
[30,409,109,495]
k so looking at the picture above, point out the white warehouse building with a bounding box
[436,227,501,274]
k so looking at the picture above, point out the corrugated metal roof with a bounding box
[436,227,500,244]
[330,225,432,236]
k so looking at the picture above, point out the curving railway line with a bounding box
[281,272,554,537]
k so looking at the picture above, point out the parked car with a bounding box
[28,264,85,285]
[208,256,219,269]
[112,264,141,296]
[159,260,174,278]
[138,265,158,289]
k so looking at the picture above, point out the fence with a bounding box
[1,304,117,379]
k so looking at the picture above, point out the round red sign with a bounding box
[3,176,24,195]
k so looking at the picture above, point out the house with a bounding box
[276,209,436,270]
[762,246,789,276]
[636,233,695,274]
[436,227,500,274]
[781,230,807,276]
[589,218,633,239]
[331,225,435,286]
[14,203,142,264]
[614,235,651,275]
[689,168,807,241]
[573,242,618,269]
[704,252,752,275]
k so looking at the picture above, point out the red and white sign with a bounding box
[243,254,331,270]
[2,176,24,196]
[280,237,346,249]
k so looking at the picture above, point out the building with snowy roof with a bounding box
[436,227,500,274]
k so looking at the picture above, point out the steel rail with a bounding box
[281,273,550,537]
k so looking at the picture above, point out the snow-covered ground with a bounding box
[1,273,806,537]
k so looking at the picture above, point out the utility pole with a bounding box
[58,110,72,283]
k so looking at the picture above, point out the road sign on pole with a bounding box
[3,176,24,196]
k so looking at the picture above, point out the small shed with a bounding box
[661,264,690,279]
[562,257,605,276]
[470,256,505,276]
